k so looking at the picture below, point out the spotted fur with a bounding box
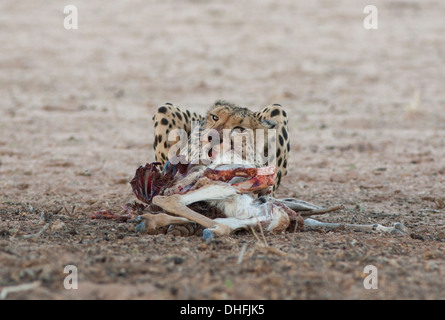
[153,100,289,192]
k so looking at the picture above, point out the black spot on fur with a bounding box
[271,108,281,117]
[282,110,287,117]
[161,118,169,126]
[279,135,284,146]
[158,106,167,114]
[276,148,281,158]
[281,127,288,140]
[278,157,283,167]
[283,159,287,168]
[154,121,158,127]
[175,112,183,120]
[158,135,163,143]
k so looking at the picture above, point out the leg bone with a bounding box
[203,201,292,240]
[152,184,236,236]
[136,213,191,234]
[304,218,408,234]
[270,198,323,211]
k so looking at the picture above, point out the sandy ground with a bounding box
[0,0,444,300]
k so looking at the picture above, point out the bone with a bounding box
[136,213,191,234]
[154,183,294,237]
[202,201,292,240]
[270,198,322,211]
[0,281,41,300]
[130,160,407,239]
[303,218,408,234]
[212,215,269,232]
[152,186,233,236]
[177,183,237,204]
[267,197,344,217]
[299,205,344,217]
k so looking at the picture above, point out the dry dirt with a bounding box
[0,0,444,300]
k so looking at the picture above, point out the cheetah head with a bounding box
[200,100,277,166]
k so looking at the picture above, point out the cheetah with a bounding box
[152,100,290,192]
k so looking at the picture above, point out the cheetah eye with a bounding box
[234,126,246,133]
[211,114,219,122]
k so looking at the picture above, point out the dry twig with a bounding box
[23,223,50,239]
[237,244,248,264]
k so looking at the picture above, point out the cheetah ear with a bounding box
[261,119,277,129]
